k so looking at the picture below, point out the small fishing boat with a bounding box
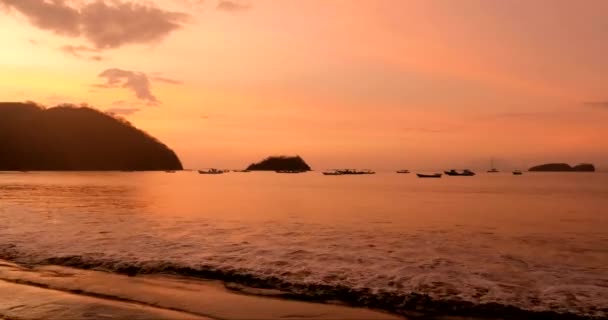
[444,169,475,176]
[335,169,376,175]
[396,170,410,174]
[513,170,523,175]
[323,170,343,175]
[417,173,442,178]
[198,169,225,174]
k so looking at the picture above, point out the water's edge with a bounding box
[0,258,399,320]
[3,254,602,320]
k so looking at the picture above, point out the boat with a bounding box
[513,170,523,175]
[416,173,442,178]
[396,170,410,174]
[487,158,499,173]
[323,170,343,175]
[444,169,475,176]
[335,169,376,175]
[198,169,225,174]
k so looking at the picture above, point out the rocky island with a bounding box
[528,163,595,172]
[246,155,312,172]
[0,102,182,171]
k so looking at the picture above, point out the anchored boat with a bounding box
[417,173,442,178]
[444,169,475,176]
[198,169,225,174]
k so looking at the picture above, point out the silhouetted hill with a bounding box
[246,156,311,171]
[572,163,595,171]
[529,163,595,172]
[0,102,182,171]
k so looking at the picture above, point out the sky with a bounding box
[1,0,607,170]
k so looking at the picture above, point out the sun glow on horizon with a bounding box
[1,0,607,169]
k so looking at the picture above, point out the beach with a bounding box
[0,259,400,320]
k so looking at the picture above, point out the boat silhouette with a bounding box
[487,158,499,173]
[198,168,225,174]
[417,173,442,178]
[335,169,376,175]
[396,170,410,174]
[444,169,475,176]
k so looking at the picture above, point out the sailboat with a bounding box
[487,158,499,173]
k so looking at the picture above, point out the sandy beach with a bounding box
[0,259,402,320]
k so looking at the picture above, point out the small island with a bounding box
[0,102,183,171]
[528,163,595,172]
[246,155,312,172]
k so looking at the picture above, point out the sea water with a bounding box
[0,171,606,318]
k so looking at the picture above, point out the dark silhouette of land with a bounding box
[529,163,595,172]
[0,102,182,171]
[246,155,311,172]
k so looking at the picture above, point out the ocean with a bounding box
[0,171,607,319]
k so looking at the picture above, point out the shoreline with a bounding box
[0,259,401,320]
[0,258,600,320]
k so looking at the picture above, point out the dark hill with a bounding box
[529,163,595,172]
[572,163,595,172]
[246,155,311,171]
[0,102,182,171]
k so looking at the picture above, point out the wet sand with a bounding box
[0,259,401,320]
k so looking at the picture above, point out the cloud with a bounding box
[152,76,183,85]
[96,68,182,104]
[176,0,205,8]
[217,0,250,12]
[584,101,608,109]
[81,1,188,49]
[97,68,158,104]
[89,55,105,61]
[0,0,80,36]
[60,44,106,61]
[60,44,97,56]
[0,0,188,49]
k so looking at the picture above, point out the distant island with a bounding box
[246,155,312,171]
[529,163,595,172]
[0,102,182,171]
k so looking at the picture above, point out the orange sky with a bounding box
[1,0,607,170]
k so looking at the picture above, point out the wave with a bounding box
[1,250,602,320]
